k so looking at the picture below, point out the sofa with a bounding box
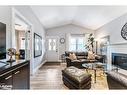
[106,71,127,89]
[65,51,105,68]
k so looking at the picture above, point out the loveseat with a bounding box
[65,51,105,68]
[106,71,127,89]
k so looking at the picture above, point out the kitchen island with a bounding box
[0,60,30,89]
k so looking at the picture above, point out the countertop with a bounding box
[0,60,29,76]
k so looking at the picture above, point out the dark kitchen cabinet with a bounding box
[0,72,13,89]
[12,63,29,89]
[0,60,30,89]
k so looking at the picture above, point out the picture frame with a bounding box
[34,33,42,58]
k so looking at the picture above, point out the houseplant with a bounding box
[85,33,95,53]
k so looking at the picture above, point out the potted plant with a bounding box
[85,33,95,53]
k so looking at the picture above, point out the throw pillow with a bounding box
[95,55,101,59]
[69,53,77,60]
[87,51,95,60]
[72,53,77,60]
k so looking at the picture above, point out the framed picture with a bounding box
[34,33,42,58]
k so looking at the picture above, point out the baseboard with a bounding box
[44,62,61,65]
[31,60,47,76]
[46,60,62,63]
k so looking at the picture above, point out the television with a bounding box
[0,22,6,59]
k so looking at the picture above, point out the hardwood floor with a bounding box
[30,63,109,90]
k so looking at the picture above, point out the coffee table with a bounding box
[82,62,107,83]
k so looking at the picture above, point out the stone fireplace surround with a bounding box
[105,43,127,88]
[107,43,127,75]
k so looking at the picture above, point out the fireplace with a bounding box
[112,53,127,70]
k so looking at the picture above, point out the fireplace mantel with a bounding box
[106,43,127,70]
[109,42,127,46]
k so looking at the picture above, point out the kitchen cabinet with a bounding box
[0,60,30,89]
[0,72,12,89]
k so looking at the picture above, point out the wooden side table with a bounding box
[61,54,66,63]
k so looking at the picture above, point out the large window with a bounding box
[69,35,87,51]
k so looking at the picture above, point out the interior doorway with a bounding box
[14,15,31,61]
[12,8,33,75]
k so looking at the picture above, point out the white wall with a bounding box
[46,24,94,59]
[13,6,46,74]
[95,12,127,71]
[95,13,127,44]
[0,6,46,75]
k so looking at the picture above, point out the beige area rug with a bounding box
[87,69,109,90]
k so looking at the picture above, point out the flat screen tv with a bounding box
[0,22,6,59]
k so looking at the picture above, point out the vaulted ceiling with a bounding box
[31,6,127,30]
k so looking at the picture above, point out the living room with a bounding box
[31,6,127,89]
[0,5,127,90]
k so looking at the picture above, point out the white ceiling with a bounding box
[15,15,29,30]
[31,6,127,30]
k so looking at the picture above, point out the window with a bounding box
[48,39,56,51]
[69,36,86,51]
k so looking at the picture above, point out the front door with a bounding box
[46,36,59,62]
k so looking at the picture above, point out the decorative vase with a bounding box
[7,48,16,62]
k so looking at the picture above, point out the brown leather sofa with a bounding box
[65,51,105,68]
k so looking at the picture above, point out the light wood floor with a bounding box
[30,63,109,90]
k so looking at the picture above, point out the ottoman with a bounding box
[62,66,92,89]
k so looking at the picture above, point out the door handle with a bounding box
[5,75,12,80]
[14,71,20,75]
